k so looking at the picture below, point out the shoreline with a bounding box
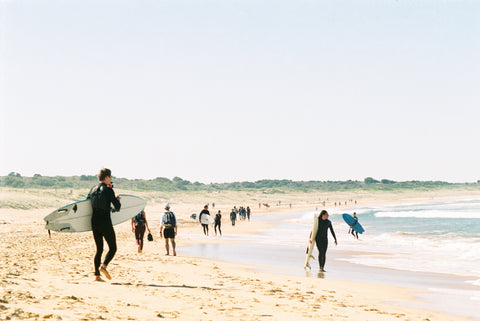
[1,188,478,320]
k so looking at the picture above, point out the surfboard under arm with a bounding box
[304,213,319,270]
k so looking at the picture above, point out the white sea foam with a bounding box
[374,210,480,219]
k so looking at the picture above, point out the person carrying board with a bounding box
[314,210,337,272]
[87,168,121,282]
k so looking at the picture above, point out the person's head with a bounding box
[97,168,112,183]
[217,210,221,214]
[353,212,357,217]
[320,210,329,220]
[204,205,208,209]
[165,203,170,211]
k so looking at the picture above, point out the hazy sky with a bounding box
[1,0,479,183]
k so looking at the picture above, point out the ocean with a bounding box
[181,199,480,319]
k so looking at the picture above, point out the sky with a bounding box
[1,0,479,183]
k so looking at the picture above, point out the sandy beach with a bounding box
[0,187,477,320]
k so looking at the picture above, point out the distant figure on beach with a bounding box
[199,205,210,236]
[315,210,337,272]
[87,168,121,282]
[214,210,222,236]
[230,208,237,226]
[160,203,177,256]
[348,212,359,239]
[246,206,251,221]
[131,209,151,253]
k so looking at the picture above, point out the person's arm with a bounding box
[109,188,121,211]
[329,222,337,245]
[144,211,151,233]
[131,218,135,232]
[174,215,178,236]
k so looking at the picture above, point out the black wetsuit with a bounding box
[315,218,337,270]
[214,213,222,235]
[133,212,146,250]
[88,183,121,276]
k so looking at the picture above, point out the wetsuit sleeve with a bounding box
[109,188,121,211]
[329,221,337,242]
[172,213,177,227]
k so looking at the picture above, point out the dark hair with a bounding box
[97,168,111,181]
[320,210,329,218]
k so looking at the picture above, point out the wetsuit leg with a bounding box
[315,238,328,269]
[92,227,104,276]
[103,224,117,266]
[135,225,146,250]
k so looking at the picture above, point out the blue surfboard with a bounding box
[342,213,364,234]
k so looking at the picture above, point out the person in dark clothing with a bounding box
[230,208,237,226]
[131,209,151,253]
[315,210,337,272]
[199,205,210,236]
[246,206,251,221]
[349,212,359,239]
[214,210,222,236]
[87,168,121,282]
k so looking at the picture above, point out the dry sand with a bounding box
[0,187,477,320]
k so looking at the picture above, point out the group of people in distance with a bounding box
[229,205,251,226]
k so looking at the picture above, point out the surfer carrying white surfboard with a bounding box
[87,168,121,282]
[199,205,210,236]
[313,210,337,272]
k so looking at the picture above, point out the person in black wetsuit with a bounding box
[214,210,222,236]
[87,168,121,282]
[349,212,359,239]
[131,209,151,253]
[199,205,210,236]
[315,210,337,272]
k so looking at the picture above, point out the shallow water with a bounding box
[182,200,480,320]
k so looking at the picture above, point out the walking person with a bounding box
[349,212,359,239]
[199,205,210,236]
[131,209,151,253]
[246,206,251,221]
[230,208,237,226]
[314,210,337,272]
[160,203,177,256]
[214,210,222,236]
[87,168,121,282]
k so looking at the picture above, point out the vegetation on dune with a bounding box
[1,172,478,192]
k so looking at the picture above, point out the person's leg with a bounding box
[165,238,170,255]
[218,223,222,236]
[136,225,146,252]
[92,228,104,279]
[316,239,328,271]
[102,226,117,278]
[171,238,176,256]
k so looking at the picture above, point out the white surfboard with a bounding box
[304,213,319,270]
[200,214,215,225]
[44,194,146,233]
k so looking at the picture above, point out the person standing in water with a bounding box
[87,168,121,282]
[131,209,151,253]
[349,212,359,239]
[199,205,210,236]
[160,203,177,256]
[314,210,337,272]
[214,210,222,236]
